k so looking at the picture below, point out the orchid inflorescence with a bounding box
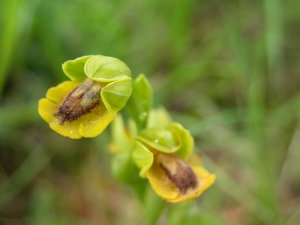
[38,55,215,204]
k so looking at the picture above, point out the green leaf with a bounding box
[126,74,152,130]
[62,55,93,81]
[133,141,154,177]
[84,55,131,82]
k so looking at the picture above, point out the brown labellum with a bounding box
[159,156,198,194]
[55,78,103,124]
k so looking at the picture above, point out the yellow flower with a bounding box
[38,55,132,139]
[133,120,216,203]
[38,80,115,139]
[145,153,216,203]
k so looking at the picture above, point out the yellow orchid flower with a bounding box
[133,120,216,203]
[38,55,132,139]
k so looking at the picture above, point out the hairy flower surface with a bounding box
[38,55,132,139]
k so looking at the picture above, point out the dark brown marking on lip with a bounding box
[160,160,198,194]
[55,78,103,125]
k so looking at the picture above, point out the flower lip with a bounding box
[55,78,103,124]
[159,157,198,194]
[38,80,116,139]
[144,152,216,202]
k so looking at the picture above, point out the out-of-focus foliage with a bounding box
[0,0,300,224]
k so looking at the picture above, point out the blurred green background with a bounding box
[1,0,300,224]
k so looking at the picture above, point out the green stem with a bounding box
[264,0,284,96]
[0,0,19,99]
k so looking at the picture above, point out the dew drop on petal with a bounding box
[139,112,147,120]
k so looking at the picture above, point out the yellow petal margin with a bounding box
[145,154,216,203]
[38,81,115,139]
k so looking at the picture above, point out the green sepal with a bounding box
[63,55,133,114]
[137,128,179,154]
[168,123,194,160]
[126,74,152,130]
[62,55,93,81]
[133,141,154,177]
[147,107,172,129]
[84,55,131,82]
[136,123,194,159]
[101,78,132,114]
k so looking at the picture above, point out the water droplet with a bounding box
[139,112,147,120]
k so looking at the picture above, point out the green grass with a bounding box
[0,0,300,224]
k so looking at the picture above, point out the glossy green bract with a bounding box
[126,74,152,130]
